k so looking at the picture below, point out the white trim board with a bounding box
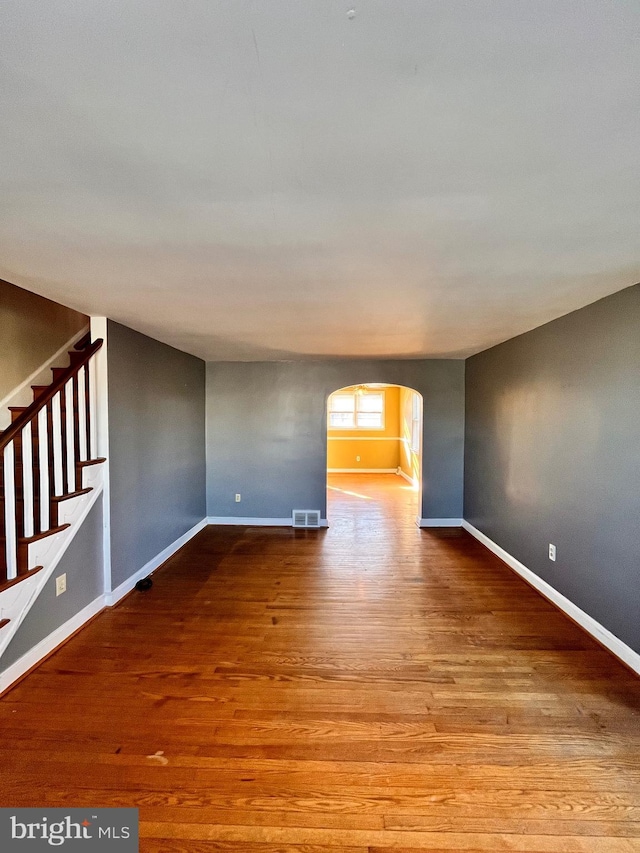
[106,518,208,607]
[418,518,463,527]
[462,521,640,676]
[328,468,397,474]
[208,517,329,528]
[327,436,402,441]
[397,469,418,486]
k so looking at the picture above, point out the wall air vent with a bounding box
[292,510,321,528]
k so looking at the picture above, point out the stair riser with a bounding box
[31,386,50,403]
[8,409,27,424]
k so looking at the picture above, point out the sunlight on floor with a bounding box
[327,486,374,500]
[326,473,420,533]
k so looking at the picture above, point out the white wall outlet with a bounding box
[549,544,556,561]
[56,574,67,596]
[235,493,241,502]
[356,455,361,462]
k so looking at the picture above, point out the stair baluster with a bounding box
[21,422,35,540]
[52,391,64,497]
[84,362,92,460]
[37,407,50,534]
[2,442,18,583]
[77,366,88,466]
[0,339,104,593]
[64,378,75,495]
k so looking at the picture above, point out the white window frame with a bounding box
[410,393,421,452]
[328,391,385,430]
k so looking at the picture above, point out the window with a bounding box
[410,393,421,452]
[329,390,384,429]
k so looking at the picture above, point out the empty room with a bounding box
[1,2,639,852]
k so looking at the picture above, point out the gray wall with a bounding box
[108,321,206,589]
[1,497,104,671]
[0,278,87,400]
[206,360,465,521]
[465,283,640,654]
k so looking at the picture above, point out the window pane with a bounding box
[411,393,420,452]
[330,412,355,428]
[330,394,355,413]
[357,393,383,413]
[357,412,383,428]
[411,420,420,452]
[412,394,420,419]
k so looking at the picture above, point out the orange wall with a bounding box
[327,385,400,470]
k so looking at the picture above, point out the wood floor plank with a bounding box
[2,474,639,852]
[139,822,640,851]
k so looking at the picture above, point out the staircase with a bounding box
[0,335,105,657]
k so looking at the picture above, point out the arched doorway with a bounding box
[326,384,423,528]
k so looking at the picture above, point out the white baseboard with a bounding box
[0,593,107,696]
[418,518,463,527]
[462,521,640,676]
[328,468,398,474]
[106,518,208,607]
[397,469,418,486]
[208,516,292,526]
[207,516,328,528]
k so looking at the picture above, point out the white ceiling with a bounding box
[1,1,639,360]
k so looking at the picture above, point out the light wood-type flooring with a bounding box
[2,473,639,851]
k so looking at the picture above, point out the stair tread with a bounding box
[31,385,50,401]
[10,458,101,469]
[51,487,92,503]
[78,458,106,467]
[0,566,44,595]
[19,525,70,545]
[74,332,92,350]
[0,619,9,630]
[1,470,100,499]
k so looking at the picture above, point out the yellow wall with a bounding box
[327,385,400,470]
[399,386,421,484]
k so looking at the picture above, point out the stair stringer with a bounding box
[0,462,105,660]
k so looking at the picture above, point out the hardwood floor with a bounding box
[1,473,639,851]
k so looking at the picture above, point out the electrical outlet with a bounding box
[235,493,241,503]
[548,543,556,561]
[56,574,67,596]
[356,455,360,462]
